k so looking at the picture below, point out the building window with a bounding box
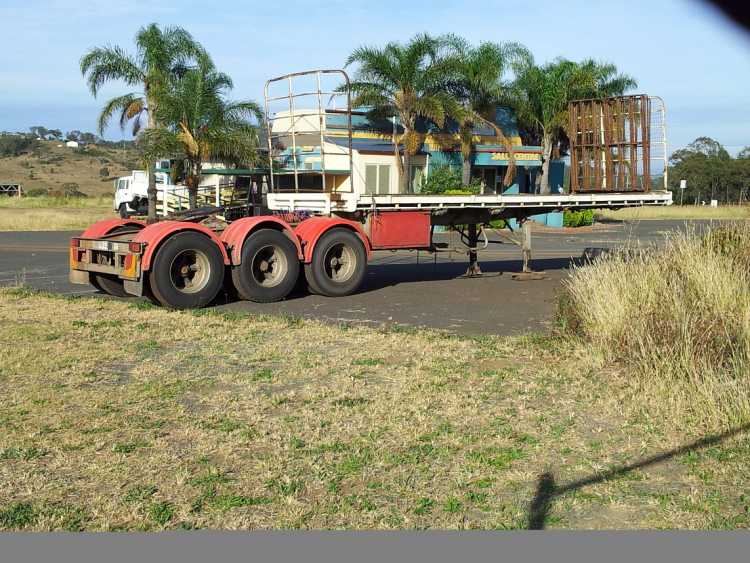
[471,168,497,194]
[276,173,323,191]
[365,164,391,195]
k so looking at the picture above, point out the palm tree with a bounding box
[447,38,529,189]
[506,57,636,193]
[346,33,459,192]
[80,23,206,222]
[141,56,263,209]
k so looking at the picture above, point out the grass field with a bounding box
[1,288,749,531]
[0,196,114,231]
[596,205,750,221]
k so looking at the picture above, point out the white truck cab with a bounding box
[114,171,172,217]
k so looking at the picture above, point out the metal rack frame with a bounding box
[263,69,354,194]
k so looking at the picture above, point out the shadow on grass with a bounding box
[526,422,750,529]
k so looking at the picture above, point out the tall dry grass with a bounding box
[560,223,750,429]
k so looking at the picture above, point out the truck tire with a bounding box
[231,229,300,303]
[148,231,225,309]
[304,228,366,297]
[118,203,128,218]
[91,273,129,297]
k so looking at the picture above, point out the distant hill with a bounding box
[0,140,140,197]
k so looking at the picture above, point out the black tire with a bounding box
[149,231,225,309]
[231,229,300,303]
[91,273,129,297]
[304,228,367,297]
[118,203,128,218]
[89,274,103,292]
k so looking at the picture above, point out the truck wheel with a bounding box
[91,273,129,297]
[231,229,300,303]
[304,228,366,297]
[118,204,128,218]
[149,231,225,309]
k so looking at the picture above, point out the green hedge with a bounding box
[563,209,594,228]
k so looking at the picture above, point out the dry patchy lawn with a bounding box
[0,289,748,530]
[597,205,750,221]
[0,196,114,231]
[0,207,115,231]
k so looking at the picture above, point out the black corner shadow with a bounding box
[527,422,750,529]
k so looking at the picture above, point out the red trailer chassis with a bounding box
[69,210,429,308]
[70,74,671,308]
[69,190,671,309]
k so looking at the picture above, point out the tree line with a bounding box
[0,128,135,159]
[668,137,750,205]
[79,24,638,220]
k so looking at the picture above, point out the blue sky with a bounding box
[1,0,749,153]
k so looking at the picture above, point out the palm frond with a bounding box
[80,46,143,96]
[96,92,144,135]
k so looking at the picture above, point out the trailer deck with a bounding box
[267,190,673,215]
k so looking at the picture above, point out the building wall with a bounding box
[270,107,557,197]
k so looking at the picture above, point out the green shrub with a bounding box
[563,209,594,227]
[419,166,482,195]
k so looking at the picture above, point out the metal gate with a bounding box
[568,95,667,193]
[0,183,23,197]
[263,69,354,194]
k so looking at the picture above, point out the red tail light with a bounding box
[70,238,80,248]
[128,242,143,254]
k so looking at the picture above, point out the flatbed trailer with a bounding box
[69,69,672,309]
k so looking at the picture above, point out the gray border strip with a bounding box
[2,532,750,563]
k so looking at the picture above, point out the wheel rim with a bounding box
[169,249,212,294]
[323,242,356,283]
[251,244,288,288]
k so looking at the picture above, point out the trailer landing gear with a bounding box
[459,224,501,279]
[464,224,482,277]
[511,219,546,281]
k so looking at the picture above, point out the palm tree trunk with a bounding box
[392,130,404,193]
[478,116,516,190]
[188,161,202,209]
[460,128,472,187]
[403,149,412,193]
[462,155,471,187]
[146,93,158,224]
[540,133,553,195]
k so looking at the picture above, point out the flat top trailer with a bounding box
[69,69,671,309]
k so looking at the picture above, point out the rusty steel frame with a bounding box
[569,95,653,193]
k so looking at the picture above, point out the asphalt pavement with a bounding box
[0,220,705,335]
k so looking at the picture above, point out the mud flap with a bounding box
[69,269,89,285]
[123,279,144,297]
